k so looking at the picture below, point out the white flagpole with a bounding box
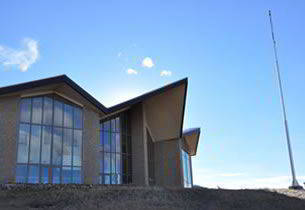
[268,10,303,189]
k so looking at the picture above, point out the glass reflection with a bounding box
[63,129,72,166]
[43,97,53,125]
[20,98,31,123]
[17,96,83,184]
[29,125,41,163]
[73,130,82,166]
[32,97,42,124]
[52,128,62,165]
[17,124,30,163]
[99,113,131,185]
[64,104,73,128]
[41,126,52,164]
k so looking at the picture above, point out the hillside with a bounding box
[0,184,304,210]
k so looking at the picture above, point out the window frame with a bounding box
[16,94,84,184]
[99,112,132,185]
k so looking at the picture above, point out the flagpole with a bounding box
[268,10,303,190]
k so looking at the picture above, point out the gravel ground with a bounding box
[0,184,304,210]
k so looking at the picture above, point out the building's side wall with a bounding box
[83,107,100,184]
[130,103,149,186]
[154,139,183,187]
[0,96,19,183]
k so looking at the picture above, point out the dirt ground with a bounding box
[0,184,304,210]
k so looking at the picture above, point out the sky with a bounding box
[0,0,305,189]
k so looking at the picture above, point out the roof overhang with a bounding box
[0,75,108,114]
[107,78,188,141]
[182,127,201,156]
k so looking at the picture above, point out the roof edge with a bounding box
[108,77,188,113]
[0,74,108,114]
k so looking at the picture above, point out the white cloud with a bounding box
[0,38,39,72]
[117,52,122,58]
[142,57,154,68]
[160,70,172,77]
[126,68,138,75]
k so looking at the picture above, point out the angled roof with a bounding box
[0,75,192,139]
[0,75,108,113]
[182,127,201,156]
[108,78,188,113]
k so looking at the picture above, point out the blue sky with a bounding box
[1,0,305,188]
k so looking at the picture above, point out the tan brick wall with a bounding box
[130,103,148,186]
[154,139,183,187]
[83,107,100,184]
[0,95,19,183]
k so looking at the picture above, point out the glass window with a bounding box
[104,153,110,174]
[99,131,103,150]
[111,119,116,132]
[63,129,73,166]
[181,149,192,188]
[116,154,121,174]
[111,174,117,184]
[52,127,62,165]
[111,153,115,173]
[111,133,116,152]
[116,133,121,153]
[99,152,103,173]
[29,125,41,163]
[54,100,63,127]
[72,167,81,183]
[74,107,83,129]
[28,165,39,183]
[103,121,110,131]
[17,124,30,163]
[104,175,110,185]
[41,126,52,164]
[52,167,60,184]
[104,132,110,152]
[16,165,27,183]
[62,167,72,183]
[17,95,83,184]
[32,97,43,124]
[64,104,73,128]
[73,130,82,166]
[115,117,120,132]
[117,174,121,184]
[43,97,53,125]
[99,113,131,185]
[41,167,49,184]
[20,98,31,123]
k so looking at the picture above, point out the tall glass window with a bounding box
[99,112,132,184]
[181,149,192,188]
[16,95,83,184]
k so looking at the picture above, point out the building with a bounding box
[0,75,201,188]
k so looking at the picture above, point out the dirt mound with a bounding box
[0,184,304,210]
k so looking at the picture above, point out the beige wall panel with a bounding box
[130,103,148,186]
[83,107,100,184]
[0,95,19,183]
[154,139,183,187]
[143,84,185,142]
